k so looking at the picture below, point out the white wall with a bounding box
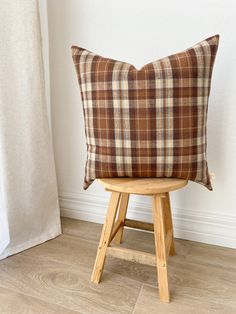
[47,0,236,248]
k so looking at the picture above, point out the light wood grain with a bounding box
[61,218,156,255]
[0,217,236,313]
[91,191,121,283]
[61,217,102,241]
[0,253,140,314]
[0,287,79,314]
[166,229,173,258]
[23,233,157,285]
[107,246,156,266]
[124,218,154,232]
[133,284,236,314]
[163,192,176,255]
[98,178,180,303]
[113,193,129,244]
[109,220,123,244]
[25,222,236,285]
[152,194,170,302]
[99,178,188,195]
[61,218,236,311]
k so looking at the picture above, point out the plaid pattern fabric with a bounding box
[71,35,219,190]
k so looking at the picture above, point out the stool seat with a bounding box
[99,177,188,195]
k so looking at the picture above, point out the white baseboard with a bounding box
[59,192,236,249]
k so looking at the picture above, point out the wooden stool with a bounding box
[91,178,188,303]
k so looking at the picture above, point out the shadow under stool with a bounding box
[91,178,188,303]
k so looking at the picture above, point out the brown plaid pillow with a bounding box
[71,35,219,190]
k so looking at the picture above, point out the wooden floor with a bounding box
[0,218,236,313]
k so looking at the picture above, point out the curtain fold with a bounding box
[0,0,61,259]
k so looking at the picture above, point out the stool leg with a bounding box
[113,193,129,245]
[91,191,121,284]
[152,194,170,303]
[164,193,176,256]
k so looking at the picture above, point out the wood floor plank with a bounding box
[62,218,236,283]
[168,257,236,303]
[0,287,80,314]
[61,218,236,270]
[61,219,236,309]
[174,238,236,271]
[133,284,236,314]
[133,250,236,313]
[0,253,140,314]
[22,233,158,285]
[61,217,102,242]
[1,217,236,313]
[61,218,156,253]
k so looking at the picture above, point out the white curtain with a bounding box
[0,0,61,259]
